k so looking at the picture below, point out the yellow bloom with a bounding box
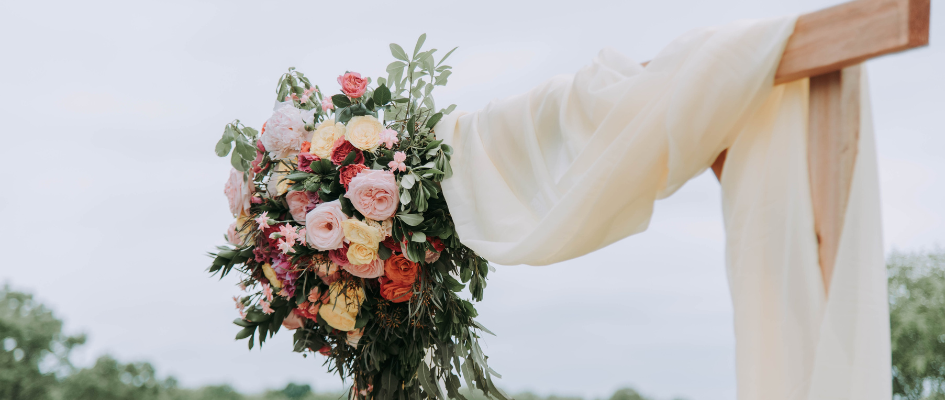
[261,263,282,288]
[235,214,253,243]
[346,243,378,265]
[318,281,365,331]
[310,119,346,158]
[344,115,383,151]
[267,162,293,198]
[342,219,383,246]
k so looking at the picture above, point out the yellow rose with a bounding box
[310,119,346,158]
[342,219,383,246]
[344,115,383,151]
[346,243,378,265]
[267,162,293,197]
[318,281,365,331]
[261,263,282,288]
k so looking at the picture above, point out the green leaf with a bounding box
[373,84,391,106]
[230,150,247,172]
[390,43,409,61]
[411,231,426,242]
[242,127,259,137]
[235,139,256,160]
[378,244,392,260]
[235,326,255,340]
[331,94,352,108]
[400,173,416,189]
[215,137,233,157]
[386,61,406,73]
[437,47,458,67]
[354,312,371,329]
[400,188,412,205]
[285,171,314,181]
[397,213,423,226]
[407,115,417,135]
[425,113,444,129]
[412,33,427,59]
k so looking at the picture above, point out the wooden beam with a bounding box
[774,0,930,84]
[807,65,862,293]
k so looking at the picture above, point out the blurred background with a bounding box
[0,0,942,399]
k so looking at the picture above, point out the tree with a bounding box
[889,249,945,400]
[58,354,175,400]
[0,284,85,400]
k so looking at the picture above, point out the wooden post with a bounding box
[807,65,862,292]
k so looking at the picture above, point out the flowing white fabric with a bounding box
[435,16,890,400]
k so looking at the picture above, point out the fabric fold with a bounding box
[436,15,890,400]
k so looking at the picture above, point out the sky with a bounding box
[0,1,942,399]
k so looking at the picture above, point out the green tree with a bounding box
[58,354,175,400]
[889,249,945,400]
[0,284,85,400]
[608,388,649,400]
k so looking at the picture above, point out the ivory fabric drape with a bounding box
[435,16,890,400]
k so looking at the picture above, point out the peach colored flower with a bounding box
[337,72,368,99]
[344,169,399,220]
[224,169,252,217]
[305,201,347,251]
[341,219,383,247]
[282,311,305,330]
[343,258,385,279]
[286,191,320,223]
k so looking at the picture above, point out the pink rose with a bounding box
[298,152,318,173]
[344,170,399,220]
[287,191,320,223]
[261,103,316,160]
[305,201,347,250]
[337,72,368,99]
[282,311,305,330]
[343,258,385,279]
[224,168,252,217]
[226,222,241,246]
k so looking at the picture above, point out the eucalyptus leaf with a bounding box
[412,33,427,59]
[390,43,409,61]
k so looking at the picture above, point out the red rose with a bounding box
[381,237,401,253]
[330,137,364,165]
[298,152,319,173]
[339,164,369,190]
[379,277,413,303]
[427,237,445,252]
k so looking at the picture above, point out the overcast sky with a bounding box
[0,1,942,399]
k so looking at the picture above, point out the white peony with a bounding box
[261,102,316,160]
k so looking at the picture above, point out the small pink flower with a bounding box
[279,225,300,246]
[388,151,407,172]
[337,72,368,98]
[260,300,274,314]
[238,282,247,291]
[239,309,247,319]
[379,129,399,149]
[322,96,334,112]
[262,283,273,302]
[307,287,321,303]
[233,296,244,310]
[278,239,295,254]
[255,212,271,230]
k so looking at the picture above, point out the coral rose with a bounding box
[346,243,377,266]
[224,169,253,217]
[379,277,413,303]
[344,115,383,151]
[338,164,369,190]
[305,201,347,251]
[344,170,399,220]
[341,219,383,247]
[337,72,368,99]
[330,137,364,165]
[384,254,418,285]
[343,258,385,279]
[309,119,346,159]
[261,102,316,160]
[286,191,320,223]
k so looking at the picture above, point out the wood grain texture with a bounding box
[774,0,930,84]
[807,65,862,293]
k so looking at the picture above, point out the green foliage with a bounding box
[0,284,85,400]
[889,249,945,400]
[58,355,175,400]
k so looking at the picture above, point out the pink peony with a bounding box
[344,170,399,220]
[287,191,321,223]
[261,103,316,160]
[305,201,347,250]
[337,72,368,99]
[343,258,385,279]
[224,169,253,217]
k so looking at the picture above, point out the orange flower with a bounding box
[380,277,413,303]
[384,254,418,285]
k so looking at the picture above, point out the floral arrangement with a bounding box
[209,35,508,400]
